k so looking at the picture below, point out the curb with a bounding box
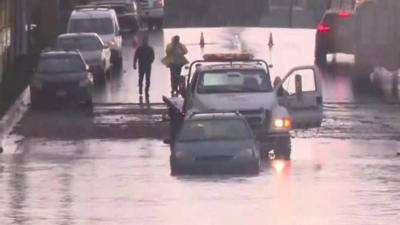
[0,86,30,153]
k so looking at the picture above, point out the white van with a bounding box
[67,7,123,68]
[138,0,164,30]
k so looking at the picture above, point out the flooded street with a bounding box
[1,138,399,225]
[1,27,400,225]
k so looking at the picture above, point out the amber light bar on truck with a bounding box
[203,53,254,61]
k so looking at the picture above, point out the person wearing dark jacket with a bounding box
[133,36,155,97]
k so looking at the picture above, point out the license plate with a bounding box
[56,91,67,97]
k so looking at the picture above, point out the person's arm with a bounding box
[181,44,188,55]
[133,47,140,69]
[150,47,155,64]
[165,44,173,55]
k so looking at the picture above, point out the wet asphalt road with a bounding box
[1,27,400,225]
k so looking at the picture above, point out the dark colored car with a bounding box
[30,51,93,109]
[315,9,355,66]
[168,112,261,175]
[90,0,140,33]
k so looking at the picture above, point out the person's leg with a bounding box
[170,65,179,94]
[145,67,151,96]
[170,67,175,93]
[174,66,183,94]
[176,66,182,77]
[138,67,145,95]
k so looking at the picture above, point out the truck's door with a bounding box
[275,66,323,129]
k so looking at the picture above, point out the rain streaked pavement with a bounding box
[1,27,400,225]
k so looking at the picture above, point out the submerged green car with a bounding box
[169,112,261,175]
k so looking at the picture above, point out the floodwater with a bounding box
[0,138,399,225]
[1,27,400,225]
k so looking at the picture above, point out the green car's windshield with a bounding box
[178,118,252,142]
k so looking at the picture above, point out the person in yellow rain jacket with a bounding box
[162,35,189,96]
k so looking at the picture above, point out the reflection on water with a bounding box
[271,159,290,176]
[8,154,28,225]
[1,138,399,225]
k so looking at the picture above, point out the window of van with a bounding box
[68,18,114,35]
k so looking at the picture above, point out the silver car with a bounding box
[56,33,111,82]
[169,112,261,175]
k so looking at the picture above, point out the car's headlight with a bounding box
[32,79,43,88]
[79,79,90,87]
[235,148,254,159]
[273,118,291,129]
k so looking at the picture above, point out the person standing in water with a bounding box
[162,35,189,96]
[134,36,155,98]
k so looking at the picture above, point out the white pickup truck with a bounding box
[163,53,324,160]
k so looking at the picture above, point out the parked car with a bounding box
[315,9,354,66]
[67,6,123,68]
[168,112,261,175]
[138,0,164,30]
[90,0,140,33]
[30,51,93,109]
[56,33,111,82]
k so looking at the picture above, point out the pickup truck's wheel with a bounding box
[275,136,292,160]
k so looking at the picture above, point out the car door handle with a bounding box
[316,96,323,105]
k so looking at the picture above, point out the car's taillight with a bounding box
[317,24,331,32]
[338,10,351,17]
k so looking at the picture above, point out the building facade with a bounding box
[0,0,11,83]
[0,0,32,84]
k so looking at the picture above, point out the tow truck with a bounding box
[163,53,323,160]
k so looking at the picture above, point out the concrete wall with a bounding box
[164,0,268,27]
[0,0,32,84]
